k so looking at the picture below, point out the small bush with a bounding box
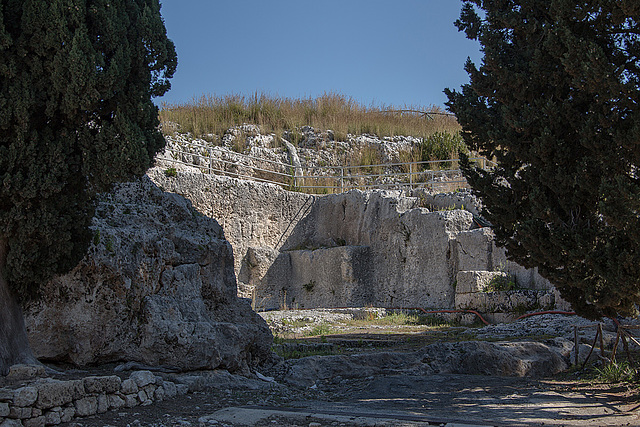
[595,361,637,383]
[309,323,332,336]
[419,131,467,168]
[165,167,177,177]
[303,280,316,292]
[105,238,114,253]
[485,274,518,292]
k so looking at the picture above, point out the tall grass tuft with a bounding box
[159,92,460,141]
[595,361,636,383]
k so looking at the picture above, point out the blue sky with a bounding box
[155,1,482,110]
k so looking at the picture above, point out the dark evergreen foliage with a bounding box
[446,0,640,319]
[0,0,176,300]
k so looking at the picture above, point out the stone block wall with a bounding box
[0,366,185,427]
[453,229,554,291]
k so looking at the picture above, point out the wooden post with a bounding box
[598,324,604,360]
[611,329,621,363]
[409,162,413,185]
[574,325,579,366]
[622,331,633,366]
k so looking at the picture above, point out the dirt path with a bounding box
[67,373,640,426]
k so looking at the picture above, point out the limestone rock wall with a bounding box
[148,164,312,298]
[265,190,474,309]
[150,165,469,309]
[148,164,561,313]
[24,177,272,372]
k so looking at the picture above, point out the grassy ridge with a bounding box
[159,92,460,141]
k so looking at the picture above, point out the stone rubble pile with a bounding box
[0,366,186,427]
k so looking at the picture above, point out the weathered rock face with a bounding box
[149,164,564,314]
[148,165,311,299]
[24,177,272,372]
[162,125,425,185]
[266,190,474,309]
[150,163,470,309]
[265,245,374,309]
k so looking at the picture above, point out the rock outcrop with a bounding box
[24,177,272,372]
[283,339,570,388]
[147,165,311,299]
[161,125,466,192]
[149,163,567,315]
[267,190,473,309]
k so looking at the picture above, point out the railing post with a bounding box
[574,326,579,366]
[340,167,344,193]
[409,162,413,186]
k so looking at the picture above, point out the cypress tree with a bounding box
[0,0,176,374]
[445,0,640,319]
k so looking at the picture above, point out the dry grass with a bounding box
[159,92,460,141]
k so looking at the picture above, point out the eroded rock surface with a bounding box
[149,164,565,314]
[147,165,312,299]
[268,190,473,309]
[283,339,570,388]
[24,177,272,372]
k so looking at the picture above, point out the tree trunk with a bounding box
[0,238,39,375]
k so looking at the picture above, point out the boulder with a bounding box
[418,341,568,377]
[24,176,272,372]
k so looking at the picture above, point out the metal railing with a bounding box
[156,139,496,194]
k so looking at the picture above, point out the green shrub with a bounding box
[419,131,468,167]
[309,323,332,336]
[303,280,316,292]
[595,362,636,383]
[485,274,518,292]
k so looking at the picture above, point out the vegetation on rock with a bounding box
[446,0,640,319]
[160,92,461,143]
[0,0,176,374]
